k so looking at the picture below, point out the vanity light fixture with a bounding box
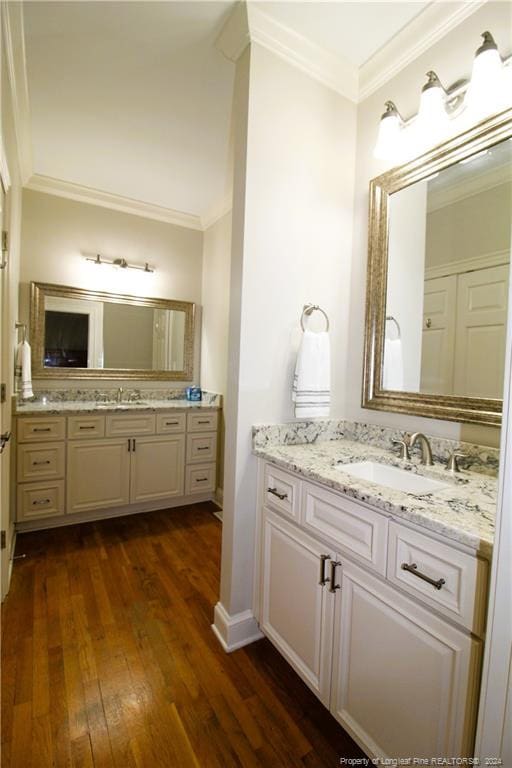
[373,101,404,160]
[465,32,505,117]
[373,30,510,163]
[85,254,155,273]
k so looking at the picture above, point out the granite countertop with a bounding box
[254,439,497,556]
[15,399,220,416]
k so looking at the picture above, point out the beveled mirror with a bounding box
[31,282,195,380]
[363,107,512,426]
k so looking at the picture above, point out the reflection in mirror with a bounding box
[43,298,186,372]
[31,282,195,380]
[384,137,511,399]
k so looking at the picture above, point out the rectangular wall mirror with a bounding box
[363,108,512,426]
[31,282,195,380]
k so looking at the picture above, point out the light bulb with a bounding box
[374,101,403,162]
[465,31,505,119]
[414,71,450,151]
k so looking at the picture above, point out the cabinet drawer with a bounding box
[185,463,216,495]
[387,522,488,634]
[106,414,156,437]
[17,442,65,482]
[68,415,105,439]
[17,417,65,443]
[156,413,186,434]
[302,482,388,575]
[263,464,300,521]
[187,411,218,433]
[186,432,217,464]
[17,480,65,521]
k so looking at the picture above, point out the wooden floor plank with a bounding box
[2,502,366,767]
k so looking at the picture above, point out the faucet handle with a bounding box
[392,439,411,461]
[446,452,465,473]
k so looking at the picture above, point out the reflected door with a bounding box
[420,276,457,395]
[454,264,510,398]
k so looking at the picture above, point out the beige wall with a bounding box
[103,303,154,370]
[201,209,232,494]
[347,0,511,449]
[426,181,512,268]
[20,189,203,386]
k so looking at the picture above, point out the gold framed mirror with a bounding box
[362,107,512,426]
[30,282,195,381]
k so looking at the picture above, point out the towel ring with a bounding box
[385,315,401,339]
[300,304,330,332]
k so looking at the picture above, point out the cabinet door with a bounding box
[130,435,184,503]
[330,560,480,759]
[67,439,130,513]
[261,509,335,706]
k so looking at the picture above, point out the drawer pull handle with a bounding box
[33,427,51,432]
[32,498,50,506]
[197,446,209,451]
[33,460,51,466]
[319,554,330,586]
[401,562,446,591]
[198,420,210,424]
[329,561,341,593]
[79,425,96,430]
[267,487,288,501]
[165,421,179,426]
[196,477,208,482]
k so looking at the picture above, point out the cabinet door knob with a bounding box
[319,554,330,586]
[329,561,341,593]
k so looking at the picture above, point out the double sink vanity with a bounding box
[14,390,221,528]
[252,420,496,759]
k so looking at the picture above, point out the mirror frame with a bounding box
[362,107,512,427]
[30,282,195,381]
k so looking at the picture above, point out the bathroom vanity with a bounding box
[14,396,220,529]
[252,422,495,759]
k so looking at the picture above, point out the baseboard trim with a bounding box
[212,601,263,653]
[15,493,216,533]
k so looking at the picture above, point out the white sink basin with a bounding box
[339,461,450,495]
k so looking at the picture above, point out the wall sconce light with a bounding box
[373,101,404,160]
[85,254,155,273]
[373,30,511,163]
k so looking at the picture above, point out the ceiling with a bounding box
[255,2,430,67]
[23,0,434,222]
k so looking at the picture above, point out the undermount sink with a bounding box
[339,461,450,495]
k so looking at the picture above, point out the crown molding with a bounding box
[25,174,203,231]
[1,2,33,183]
[427,163,512,212]
[247,5,358,102]
[201,194,233,230]
[358,0,488,102]
[216,2,358,102]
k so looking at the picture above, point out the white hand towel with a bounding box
[15,340,34,400]
[292,330,330,418]
[383,338,404,391]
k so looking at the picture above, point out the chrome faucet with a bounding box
[116,387,124,404]
[410,432,433,466]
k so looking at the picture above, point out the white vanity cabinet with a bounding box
[15,408,219,528]
[257,461,486,759]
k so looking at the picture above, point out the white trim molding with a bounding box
[212,601,263,653]
[0,137,11,193]
[427,164,512,214]
[1,2,33,183]
[201,195,232,231]
[25,174,203,231]
[425,249,510,281]
[358,0,488,101]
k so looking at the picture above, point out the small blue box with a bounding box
[186,386,202,402]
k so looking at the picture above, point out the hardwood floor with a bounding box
[1,503,365,767]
